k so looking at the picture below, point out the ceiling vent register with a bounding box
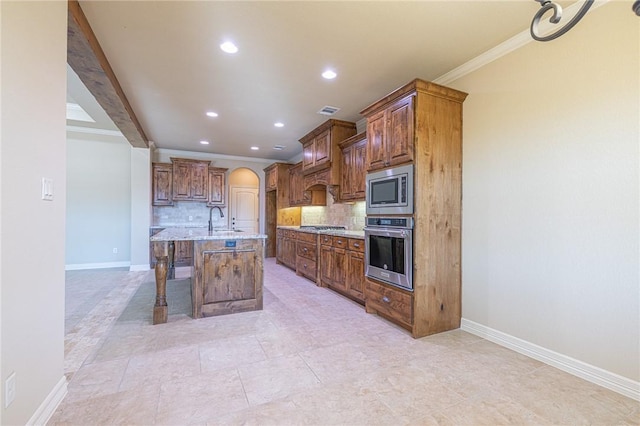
[317,106,340,116]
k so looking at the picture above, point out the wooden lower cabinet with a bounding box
[276,229,297,270]
[346,250,365,300]
[320,235,365,303]
[364,278,413,330]
[193,239,263,318]
[174,240,193,267]
[276,229,365,302]
[295,231,318,282]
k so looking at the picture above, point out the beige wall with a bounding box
[1,1,67,424]
[453,2,639,381]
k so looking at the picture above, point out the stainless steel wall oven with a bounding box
[364,217,413,291]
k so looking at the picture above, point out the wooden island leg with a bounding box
[153,241,169,324]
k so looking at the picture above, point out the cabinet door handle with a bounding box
[353,243,360,248]
[303,247,308,252]
[382,296,390,303]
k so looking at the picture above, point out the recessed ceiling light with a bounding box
[273,145,286,151]
[220,41,238,54]
[200,140,210,145]
[250,146,259,151]
[322,69,337,80]
[206,111,218,117]
[274,122,284,128]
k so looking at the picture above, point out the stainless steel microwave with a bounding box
[365,164,414,215]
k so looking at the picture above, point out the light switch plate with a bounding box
[42,178,53,201]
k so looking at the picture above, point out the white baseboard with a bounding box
[27,376,67,426]
[460,318,640,401]
[129,264,150,271]
[65,261,130,270]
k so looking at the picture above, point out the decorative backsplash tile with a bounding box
[301,197,365,231]
[153,202,228,227]
[153,194,365,230]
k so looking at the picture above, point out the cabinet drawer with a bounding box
[296,241,317,259]
[319,234,332,246]
[296,256,317,280]
[365,279,413,327]
[284,229,296,239]
[296,231,316,243]
[332,236,347,249]
[348,238,364,252]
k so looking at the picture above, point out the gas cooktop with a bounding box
[299,225,346,231]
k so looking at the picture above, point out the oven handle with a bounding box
[364,227,412,238]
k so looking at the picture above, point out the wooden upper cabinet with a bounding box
[264,164,278,191]
[339,132,367,201]
[365,111,387,172]
[171,158,211,201]
[207,167,228,206]
[289,162,325,207]
[152,163,173,206]
[264,162,294,209]
[299,119,356,178]
[363,95,414,172]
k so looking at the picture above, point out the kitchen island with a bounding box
[150,228,267,324]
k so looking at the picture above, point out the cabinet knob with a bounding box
[303,247,308,252]
[382,296,390,303]
[353,243,360,248]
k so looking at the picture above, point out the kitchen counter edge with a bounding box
[151,228,267,241]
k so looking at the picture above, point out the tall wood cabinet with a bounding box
[264,162,298,257]
[360,78,468,338]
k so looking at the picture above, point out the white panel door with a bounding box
[230,186,259,233]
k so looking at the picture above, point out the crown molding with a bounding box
[435,0,610,86]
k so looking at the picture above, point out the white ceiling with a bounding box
[68,1,545,161]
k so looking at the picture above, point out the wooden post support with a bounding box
[153,241,169,324]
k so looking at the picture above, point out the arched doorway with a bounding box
[228,168,260,233]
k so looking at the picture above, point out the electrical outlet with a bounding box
[112,248,118,254]
[5,372,16,408]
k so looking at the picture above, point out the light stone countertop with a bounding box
[150,227,266,241]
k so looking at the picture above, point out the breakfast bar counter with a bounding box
[150,228,267,324]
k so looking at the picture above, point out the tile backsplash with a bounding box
[153,196,365,230]
[301,198,365,231]
[153,202,228,227]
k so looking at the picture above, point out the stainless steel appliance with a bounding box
[364,216,413,290]
[365,164,414,215]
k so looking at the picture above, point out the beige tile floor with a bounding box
[50,258,639,425]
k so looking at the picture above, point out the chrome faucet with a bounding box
[208,206,224,231]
